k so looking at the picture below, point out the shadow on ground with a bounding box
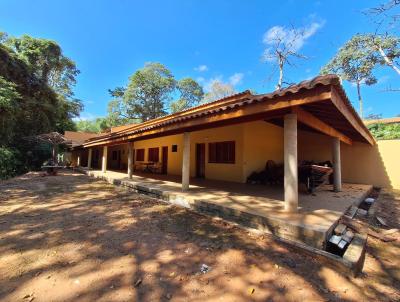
[0,171,398,301]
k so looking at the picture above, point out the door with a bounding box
[196,143,205,178]
[117,150,122,170]
[161,146,168,174]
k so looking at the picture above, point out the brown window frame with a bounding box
[208,141,235,164]
[136,148,145,161]
[148,147,159,162]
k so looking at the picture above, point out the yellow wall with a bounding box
[242,121,284,182]
[134,134,183,176]
[342,140,400,190]
[297,130,400,190]
[81,121,400,190]
[190,124,245,182]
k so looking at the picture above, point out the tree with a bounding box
[365,0,400,33]
[0,32,83,178]
[108,63,204,120]
[170,78,204,113]
[321,35,378,118]
[122,62,175,121]
[369,34,400,77]
[4,35,80,97]
[202,80,236,103]
[262,24,322,89]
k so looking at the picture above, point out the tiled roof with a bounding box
[82,74,373,146]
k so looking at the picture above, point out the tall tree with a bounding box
[122,62,175,121]
[321,35,378,118]
[0,32,83,178]
[202,80,236,103]
[170,78,204,113]
[108,63,205,120]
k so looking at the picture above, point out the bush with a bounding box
[0,147,21,180]
[367,123,400,140]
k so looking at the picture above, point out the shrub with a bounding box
[0,147,21,180]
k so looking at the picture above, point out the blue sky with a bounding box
[1,0,398,119]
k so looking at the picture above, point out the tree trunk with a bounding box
[377,46,400,76]
[356,81,363,118]
[277,57,284,90]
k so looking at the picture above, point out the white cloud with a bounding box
[196,76,205,83]
[262,21,325,53]
[204,76,223,92]
[229,73,244,86]
[194,65,208,72]
[73,112,98,122]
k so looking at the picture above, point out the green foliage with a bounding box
[321,35,378,86]
[0,32,83,179]
[170,78,204,113]
[108,62,204,121]
[367,123,400,140]
[123,62,175,121]
[202,80,236,103]
[75,117,111,133]
[0,147,21,179]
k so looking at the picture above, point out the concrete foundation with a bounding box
[77,168,372,250]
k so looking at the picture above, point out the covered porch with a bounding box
[79,168,372,248]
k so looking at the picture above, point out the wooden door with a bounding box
[161,146,168,174]
[196,143,205,178]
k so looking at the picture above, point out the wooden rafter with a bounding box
[330,87,375,146]
[292,107,353,145]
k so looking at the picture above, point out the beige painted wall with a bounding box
[342,140,400,190]
[190,124,245,182]
[134,134,183,176]
[77,121,400,190]
[297,130,400,190]
[242,121,284,182]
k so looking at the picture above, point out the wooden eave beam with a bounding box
[292,107,353,145]
[330,87,376,145]
[83,86,332,148]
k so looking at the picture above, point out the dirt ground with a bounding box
[0,170,399,302]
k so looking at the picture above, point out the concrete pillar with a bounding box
[182,132,190,191]
[87,148,92,169]
[127,142,133,179]
[332,137,342,192]
[284,113,298,212]
[77,152,81,167]
[102,146,108,173]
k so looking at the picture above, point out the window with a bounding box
[172,144,178,152]
[208,141,235,164]
[136,149,145,161]
[148,147,159,162]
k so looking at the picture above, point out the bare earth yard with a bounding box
[0,170,399,302]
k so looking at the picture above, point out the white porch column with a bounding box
[332,137,342,192]
[284,113,298,212]
[102,146,108,173]
[87,148,92,169]
[127,142,133,179]
[77,152,81,167]
[182,132,191,191]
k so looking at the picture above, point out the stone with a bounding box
[334,223,347,235]
[357,208,368,216]
[342,230,354,243]
[329,235,341,245]
[343,233,367,276]
[365,197,375,204]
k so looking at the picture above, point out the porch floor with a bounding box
[80,168,372,248]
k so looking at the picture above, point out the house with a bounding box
[70,74,399,248]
